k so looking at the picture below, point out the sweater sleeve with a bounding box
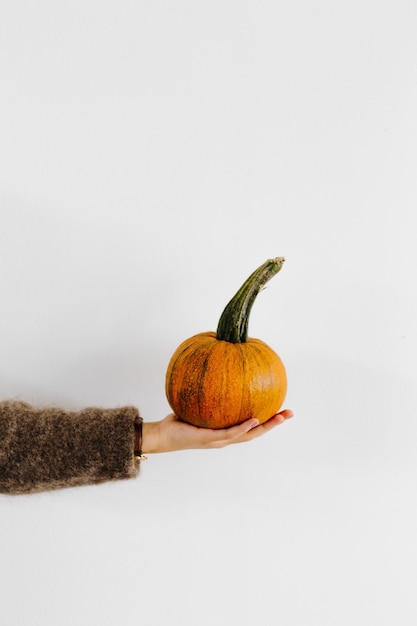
[0,400,141,495]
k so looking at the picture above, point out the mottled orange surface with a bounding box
[166,331,287,429]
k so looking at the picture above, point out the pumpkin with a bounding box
[165,257,287,429]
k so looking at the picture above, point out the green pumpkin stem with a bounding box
[216,257,285,344]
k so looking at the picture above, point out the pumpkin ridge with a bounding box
[246,342,269,415]
[166,335,217,416]
[236,342,248,424]
[245,340,284,421]
[166,334,215,381]
[195,340,220,426]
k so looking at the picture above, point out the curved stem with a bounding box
[216,257,285,343]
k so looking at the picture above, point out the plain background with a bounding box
[1,1,416,624]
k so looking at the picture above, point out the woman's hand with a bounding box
[141,410,293,454]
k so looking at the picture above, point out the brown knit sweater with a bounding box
[0,401,142,494]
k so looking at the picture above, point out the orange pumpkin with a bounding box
[165,258,287,429]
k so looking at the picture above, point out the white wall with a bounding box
[1,2,416,624]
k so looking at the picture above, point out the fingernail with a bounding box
[250,419,259,429]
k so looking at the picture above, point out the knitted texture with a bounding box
[0,401,141,495]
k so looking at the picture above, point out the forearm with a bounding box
[0,400,142,495]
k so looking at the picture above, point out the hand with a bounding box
[141,410,294,454]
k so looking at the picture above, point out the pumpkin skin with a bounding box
[165,331,287,429]
[165,257,288,430]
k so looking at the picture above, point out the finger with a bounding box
[203,417,260,447]
[244,413,285,439]
[276,409,294,420]
[262,409,294,429]
[205,409,294,447]
[230,409,294,444]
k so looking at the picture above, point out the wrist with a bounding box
[141,422,161,454]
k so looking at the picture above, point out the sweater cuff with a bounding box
[0,401,142,495]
